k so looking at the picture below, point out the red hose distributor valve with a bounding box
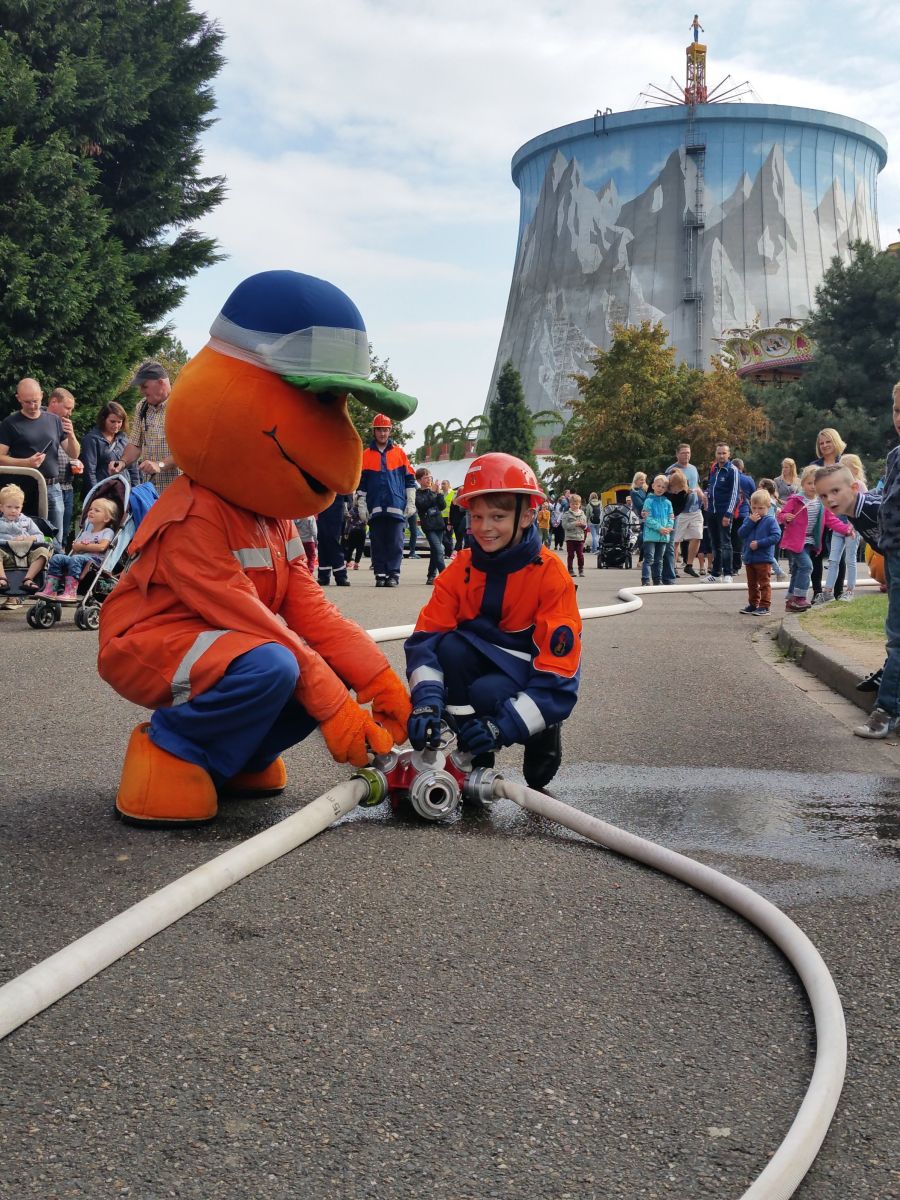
[370,737,503,822]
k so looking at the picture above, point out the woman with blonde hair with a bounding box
[773,457,800,504]
[630,472,648,563]
[812,428,846,467]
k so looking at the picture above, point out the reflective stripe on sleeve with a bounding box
[493,644,532,662]
[509,692,546,736]
[171,629,231,706]
[285,537,304,561]
[409,665,444,690]
[232,546,273,568]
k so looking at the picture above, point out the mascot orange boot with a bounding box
[98,270,415,823]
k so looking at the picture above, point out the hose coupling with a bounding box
[352,765,389,807]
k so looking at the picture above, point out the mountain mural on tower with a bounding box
[488,139,877,422]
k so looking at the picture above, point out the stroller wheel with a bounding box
[75,603,101,631]
[30,600,56,629]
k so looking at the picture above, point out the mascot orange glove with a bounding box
[319,695,394,767]
[356,666,412,745]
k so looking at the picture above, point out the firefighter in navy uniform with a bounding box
[404,453,581,791]
[357,413,416,587]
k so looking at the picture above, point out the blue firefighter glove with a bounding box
[456,716,504,756]
[407,701,444,751]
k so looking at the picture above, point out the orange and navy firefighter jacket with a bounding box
[405,523,581,744]
[359,437,415,521]
[98,476,390,720]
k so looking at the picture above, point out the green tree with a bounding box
[554,323,690,492]
[347,345,412,448]
[486,360,536,469]
[0,0,225,417]
[554,322,764,493]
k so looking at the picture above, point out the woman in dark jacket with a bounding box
[414,467,447,584]
[81,401,140,491]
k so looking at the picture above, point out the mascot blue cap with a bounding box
[208,270,416,419]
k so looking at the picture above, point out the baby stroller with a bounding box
[0,466,57,610]
[27,476,157,631]
[596,504,638,569]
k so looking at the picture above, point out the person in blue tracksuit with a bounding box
[704,442,740,581]
[358,413,416,587]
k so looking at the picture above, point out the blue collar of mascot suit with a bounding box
[469,521,543,577]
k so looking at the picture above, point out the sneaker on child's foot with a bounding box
[813,591,833,605]
[754,607,770,615]
[853,706,900,740]
[838,589,855,602]
[723,575,733,584]
[704,574,720,583]
[739,605,756,614]
[792,597,811,611]
[684,564,699,577]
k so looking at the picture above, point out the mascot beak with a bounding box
[280,372,417,422]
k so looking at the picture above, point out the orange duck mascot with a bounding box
[98,270,414,824]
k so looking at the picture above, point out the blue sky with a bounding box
[171,1,899,444]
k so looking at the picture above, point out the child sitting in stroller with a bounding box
[36,497,117,600]
[0,483,52,595]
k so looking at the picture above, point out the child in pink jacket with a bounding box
[778,465,851,611]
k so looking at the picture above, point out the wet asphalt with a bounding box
[0,555,897,1199]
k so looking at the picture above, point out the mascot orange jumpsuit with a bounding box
[98,270,414,824]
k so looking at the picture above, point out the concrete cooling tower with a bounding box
[487,102,887,426]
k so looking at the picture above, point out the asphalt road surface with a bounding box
[1,555,897,1199]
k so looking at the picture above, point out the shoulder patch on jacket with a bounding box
[550,625,576,657]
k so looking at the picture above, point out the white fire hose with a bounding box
[0,580,861,1198]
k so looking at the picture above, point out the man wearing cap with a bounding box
[0,377,80,541]
[358,414,416,587]
[110,361,180,493]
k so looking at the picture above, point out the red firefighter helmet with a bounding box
[455,452,545,508]
[371,413,392,429]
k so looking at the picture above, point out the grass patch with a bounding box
[800,592,886,642]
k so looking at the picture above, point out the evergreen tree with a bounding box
[487,361,536,469]
[752,242,900,475]
[0,0,224,417]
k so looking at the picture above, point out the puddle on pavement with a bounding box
[192,762,898,905]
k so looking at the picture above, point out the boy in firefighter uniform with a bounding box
[404,453,581,791]
[98,270,415,824]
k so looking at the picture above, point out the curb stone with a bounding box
[777,615,877,714]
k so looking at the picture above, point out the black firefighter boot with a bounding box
[335,568,351,587]
[317,568,332,587]
[522,724,562,792]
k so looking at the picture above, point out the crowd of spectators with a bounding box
[2,363,897,744]
[620,434,880,611]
